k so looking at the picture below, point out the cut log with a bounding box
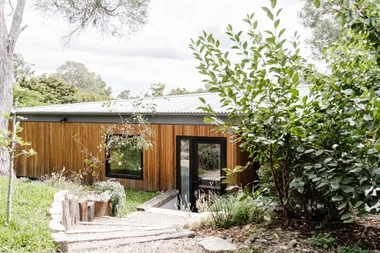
[88,202,95,222]
[68,195,79,226]
[62,200,70,231]
[94,200,111,217]
[79,199,88,222]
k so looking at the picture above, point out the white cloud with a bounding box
[15,0,312,97]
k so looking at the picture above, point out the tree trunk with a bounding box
[0,0,27,177]
[0,51,13,177]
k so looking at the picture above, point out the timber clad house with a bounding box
[15,93,255,209]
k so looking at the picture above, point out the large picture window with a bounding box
[105,135,143,180]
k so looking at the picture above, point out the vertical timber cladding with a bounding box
[14,122,245,192]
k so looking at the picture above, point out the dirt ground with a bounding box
[195,215,380,252]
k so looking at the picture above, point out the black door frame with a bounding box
[176,136,227,211]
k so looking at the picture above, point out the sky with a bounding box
[13,0,312,97]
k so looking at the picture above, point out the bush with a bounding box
[0,178,58,252]
[337,246,374,253]
[94,180,126,216]
[206,189,275,229]
[309,234,337,249]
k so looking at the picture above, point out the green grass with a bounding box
[121,189,159,216]
[0,177,58,253]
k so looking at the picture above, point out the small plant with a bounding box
[336,245,374,253]
[40,167,84,195]
[94,180,126,216]
[210,191,274,229]
[309,234,337,249]
[87,191,112,202]
[0,103,36,223]
[195,190,218,213]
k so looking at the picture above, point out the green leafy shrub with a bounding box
[94,180,126,216]
[200,146,220,171]
[0,178,58,252]
[190,0,380,223]
[336,246,374,253]
[309,234,337,249]
[208,189,275,229]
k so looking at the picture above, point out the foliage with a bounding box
[298,0,343,58]
[200,146,220,171]
[12,53,35,84]
[296,1,380,223]
[75,91,111,103]
[117,90,131,100]
[207,189,274,229]
[13,85,45,107]
[40,168,84,196]
[167,87,206,96]
[120,189,159,216]
[190,1,308,221]
[191,0,380,223]
[94,180,126,216]
[18,75,78,105]
[318,0,380,65]
[336,245,374,253]
[87,191,112,202]
[0,177,58,253]
[308,234,337,249]
[55,61,112,97]
[146,82,166,97]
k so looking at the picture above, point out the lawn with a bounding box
[0,177,58,253]
[121,189,159,216]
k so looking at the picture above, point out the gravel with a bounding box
[82,237,206,253]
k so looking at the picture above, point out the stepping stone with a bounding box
[199,236,237,252]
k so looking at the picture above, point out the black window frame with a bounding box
[105,134,144,180]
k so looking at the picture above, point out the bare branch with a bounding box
[34,0,150,44]
[8,0,27,53]
[6,0,14,16]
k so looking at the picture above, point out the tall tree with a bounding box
[146,82,165,97]
[18,75,77,104]
[167,87,206,96]
[117,89,131,99]
[0,0,149,177]
[167,87,188,96]
[55,61,112,97]
[13,53,35,83]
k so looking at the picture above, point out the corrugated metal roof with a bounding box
[18,85,310,116]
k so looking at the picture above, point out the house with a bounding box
[15,93,256,209]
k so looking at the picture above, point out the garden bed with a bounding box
[195,216,380,252]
